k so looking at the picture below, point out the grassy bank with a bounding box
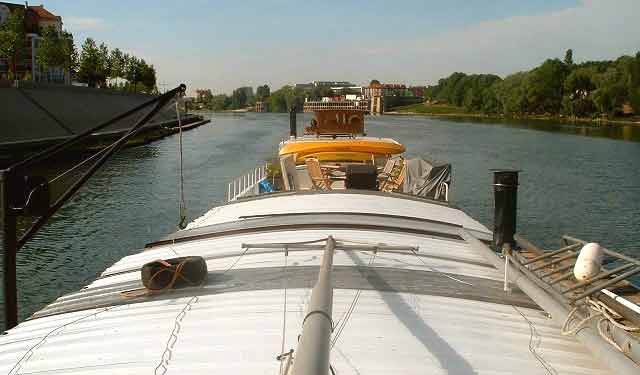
[388,103,640,126]
[390,103,469,115]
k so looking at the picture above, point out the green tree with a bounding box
[60,31,78,79]
[196,89,213,103]
[76,38,103,87]
[564,49,574,66]
[592,65,628,116]
[210,94,231,111]
[109,48,124,86]
[592,84,626,117]
[524,59,569,114]
[369,79,380,85]
[421,50,638,118]
[138,59,156,92]
[481,86,500,114]
[37,27,78,83]
[97,42,110,83]
[37,26,63,81]
[124,54,141,90]
[628,52,640,113]
[493,72,529,115]
[562,68,596,116]
[0,8,25,76]
[268,85,303,112]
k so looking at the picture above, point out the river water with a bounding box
[2,113,640,325]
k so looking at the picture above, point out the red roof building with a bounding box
[0,2,65,82]
[29,4,62,32]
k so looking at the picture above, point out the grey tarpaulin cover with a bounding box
[402,158,451,200]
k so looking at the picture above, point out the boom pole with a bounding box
[292,236,335,375]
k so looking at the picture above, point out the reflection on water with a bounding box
[1,112,639,325]
[430,116,640,142]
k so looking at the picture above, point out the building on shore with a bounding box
[330,85,363,95]
[363,83,410,98]
[237,86,254,98]
[409,86,426,98]
[370,96,384,114]
[295,80,356,91]
[297,81,423,114]
[0,2,66,83]
[294,82,314,91]
[303,96,370,112]
[255,100,267,112]
[362,82,426,114]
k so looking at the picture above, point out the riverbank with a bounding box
[388,103,640,127]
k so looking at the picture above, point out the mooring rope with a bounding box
[561,297,640,353]
[512,305,557,375]
[176,100,187,229]
[410,248,473,286]
[8,306,117,375]
[49,143,117,184]
[331,250,377,349]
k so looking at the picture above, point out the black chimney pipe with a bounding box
[492,169,519,251]
[289,105,297,138]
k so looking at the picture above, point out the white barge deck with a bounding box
[0,191,631,374]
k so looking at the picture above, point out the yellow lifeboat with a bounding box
[279,138,405,163]
[280,108,405,163]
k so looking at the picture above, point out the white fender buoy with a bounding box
[574,243,604,281]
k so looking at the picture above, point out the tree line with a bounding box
[0,7,156,92]
[196,83,337,112]
[75,38,156,92]
[424,50,640,118]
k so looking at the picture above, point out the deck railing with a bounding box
[510,234,640,306]
[227,164,268,202]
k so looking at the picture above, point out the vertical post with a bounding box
[227,183,231,202]
[492,170,519,251]
[292,236,335,375]
[503,243,512,293]
[1,170,18,330]
[289,105,297,138]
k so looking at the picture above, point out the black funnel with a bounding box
[492,169,519,251]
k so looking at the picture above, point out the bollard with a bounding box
[492,169,519,251]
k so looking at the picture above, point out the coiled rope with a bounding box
[121,258,196,299]
[561,297,639,353]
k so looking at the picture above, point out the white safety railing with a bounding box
[227,164,269,202]
[441,182,450,202]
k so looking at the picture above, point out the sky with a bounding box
[36,0,640,95]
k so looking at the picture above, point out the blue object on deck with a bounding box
[259,179,275,193]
